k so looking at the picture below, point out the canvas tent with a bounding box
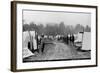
[74,32,83,43]
[22,31,37,58]
[74,32,91,51]
[30,31,37,50]
[23,31,33,58]
[22,47,34,58]
[23,31,30,48]
[81,32,91,50]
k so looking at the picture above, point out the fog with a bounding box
[23,10,91,27]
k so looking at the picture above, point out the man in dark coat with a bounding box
[71,34,75,45]
[40,34,45,54]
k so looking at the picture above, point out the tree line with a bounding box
[23,22,91,36]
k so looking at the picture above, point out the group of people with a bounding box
[27,33,75,54]
[58,34,75,45]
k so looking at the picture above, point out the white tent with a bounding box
[23,31,34,58]
[81,32,91,50]
[23,31,30,48]
[74,32,83,43]
[22,31,38,58]
[30,31,37,50]
[22,47,34,58]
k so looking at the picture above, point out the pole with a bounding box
[82,27,84,47]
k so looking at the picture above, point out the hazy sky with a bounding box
[23,10,91,27]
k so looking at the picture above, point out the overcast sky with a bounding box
[23,10,91,27]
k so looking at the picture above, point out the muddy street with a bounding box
[23,40,90,62]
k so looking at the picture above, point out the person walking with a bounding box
[40,34,45,54]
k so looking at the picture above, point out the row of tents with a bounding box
[23,31,91,58]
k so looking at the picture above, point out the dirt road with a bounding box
[23,40,90,62]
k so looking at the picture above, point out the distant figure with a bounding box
[70,34,72,42]
[41,34,45,54]
[71,34,75,45]
[38,35,41,45]
[66,35,69,44]
[68,34,71,44]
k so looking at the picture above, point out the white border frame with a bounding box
[16,3,97,70]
